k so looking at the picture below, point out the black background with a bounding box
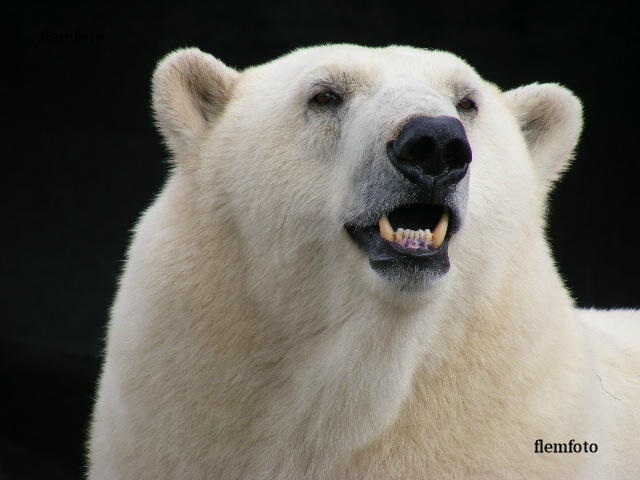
[3,1,639,478]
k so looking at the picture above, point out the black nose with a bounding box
[387,116,471,187]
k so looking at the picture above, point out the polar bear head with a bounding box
[152,45,582,310]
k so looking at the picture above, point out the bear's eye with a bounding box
[457,97,477,112]
[311,90,341,106]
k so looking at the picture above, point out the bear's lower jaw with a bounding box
[344,222,451,287]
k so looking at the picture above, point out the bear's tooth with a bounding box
[432,210,449,248]
[379,215,395,242]
[425,229,433,242]
[396,228,404,239]
[418,229,425,239]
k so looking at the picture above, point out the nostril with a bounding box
[404,136,436,165]
[407,137,436,163]
[443,139,471,170]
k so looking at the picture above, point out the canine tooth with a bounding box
[379,215,395,242]
[432,210,449,248]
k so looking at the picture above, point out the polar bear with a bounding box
[88,45,640,479]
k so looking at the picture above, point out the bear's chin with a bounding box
[346,225,451,291]
[370,241,451,292]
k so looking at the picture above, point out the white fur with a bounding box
[88,45,640,479]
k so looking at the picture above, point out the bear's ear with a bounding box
[504,83,583,187]
[152,48,238,159]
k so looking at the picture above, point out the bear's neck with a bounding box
[242,233,585,474]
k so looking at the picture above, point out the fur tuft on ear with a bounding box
[152,48,238,159]
[505,83,583,187]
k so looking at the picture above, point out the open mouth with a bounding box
[345,203,455,283]
[378,204,449,252]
